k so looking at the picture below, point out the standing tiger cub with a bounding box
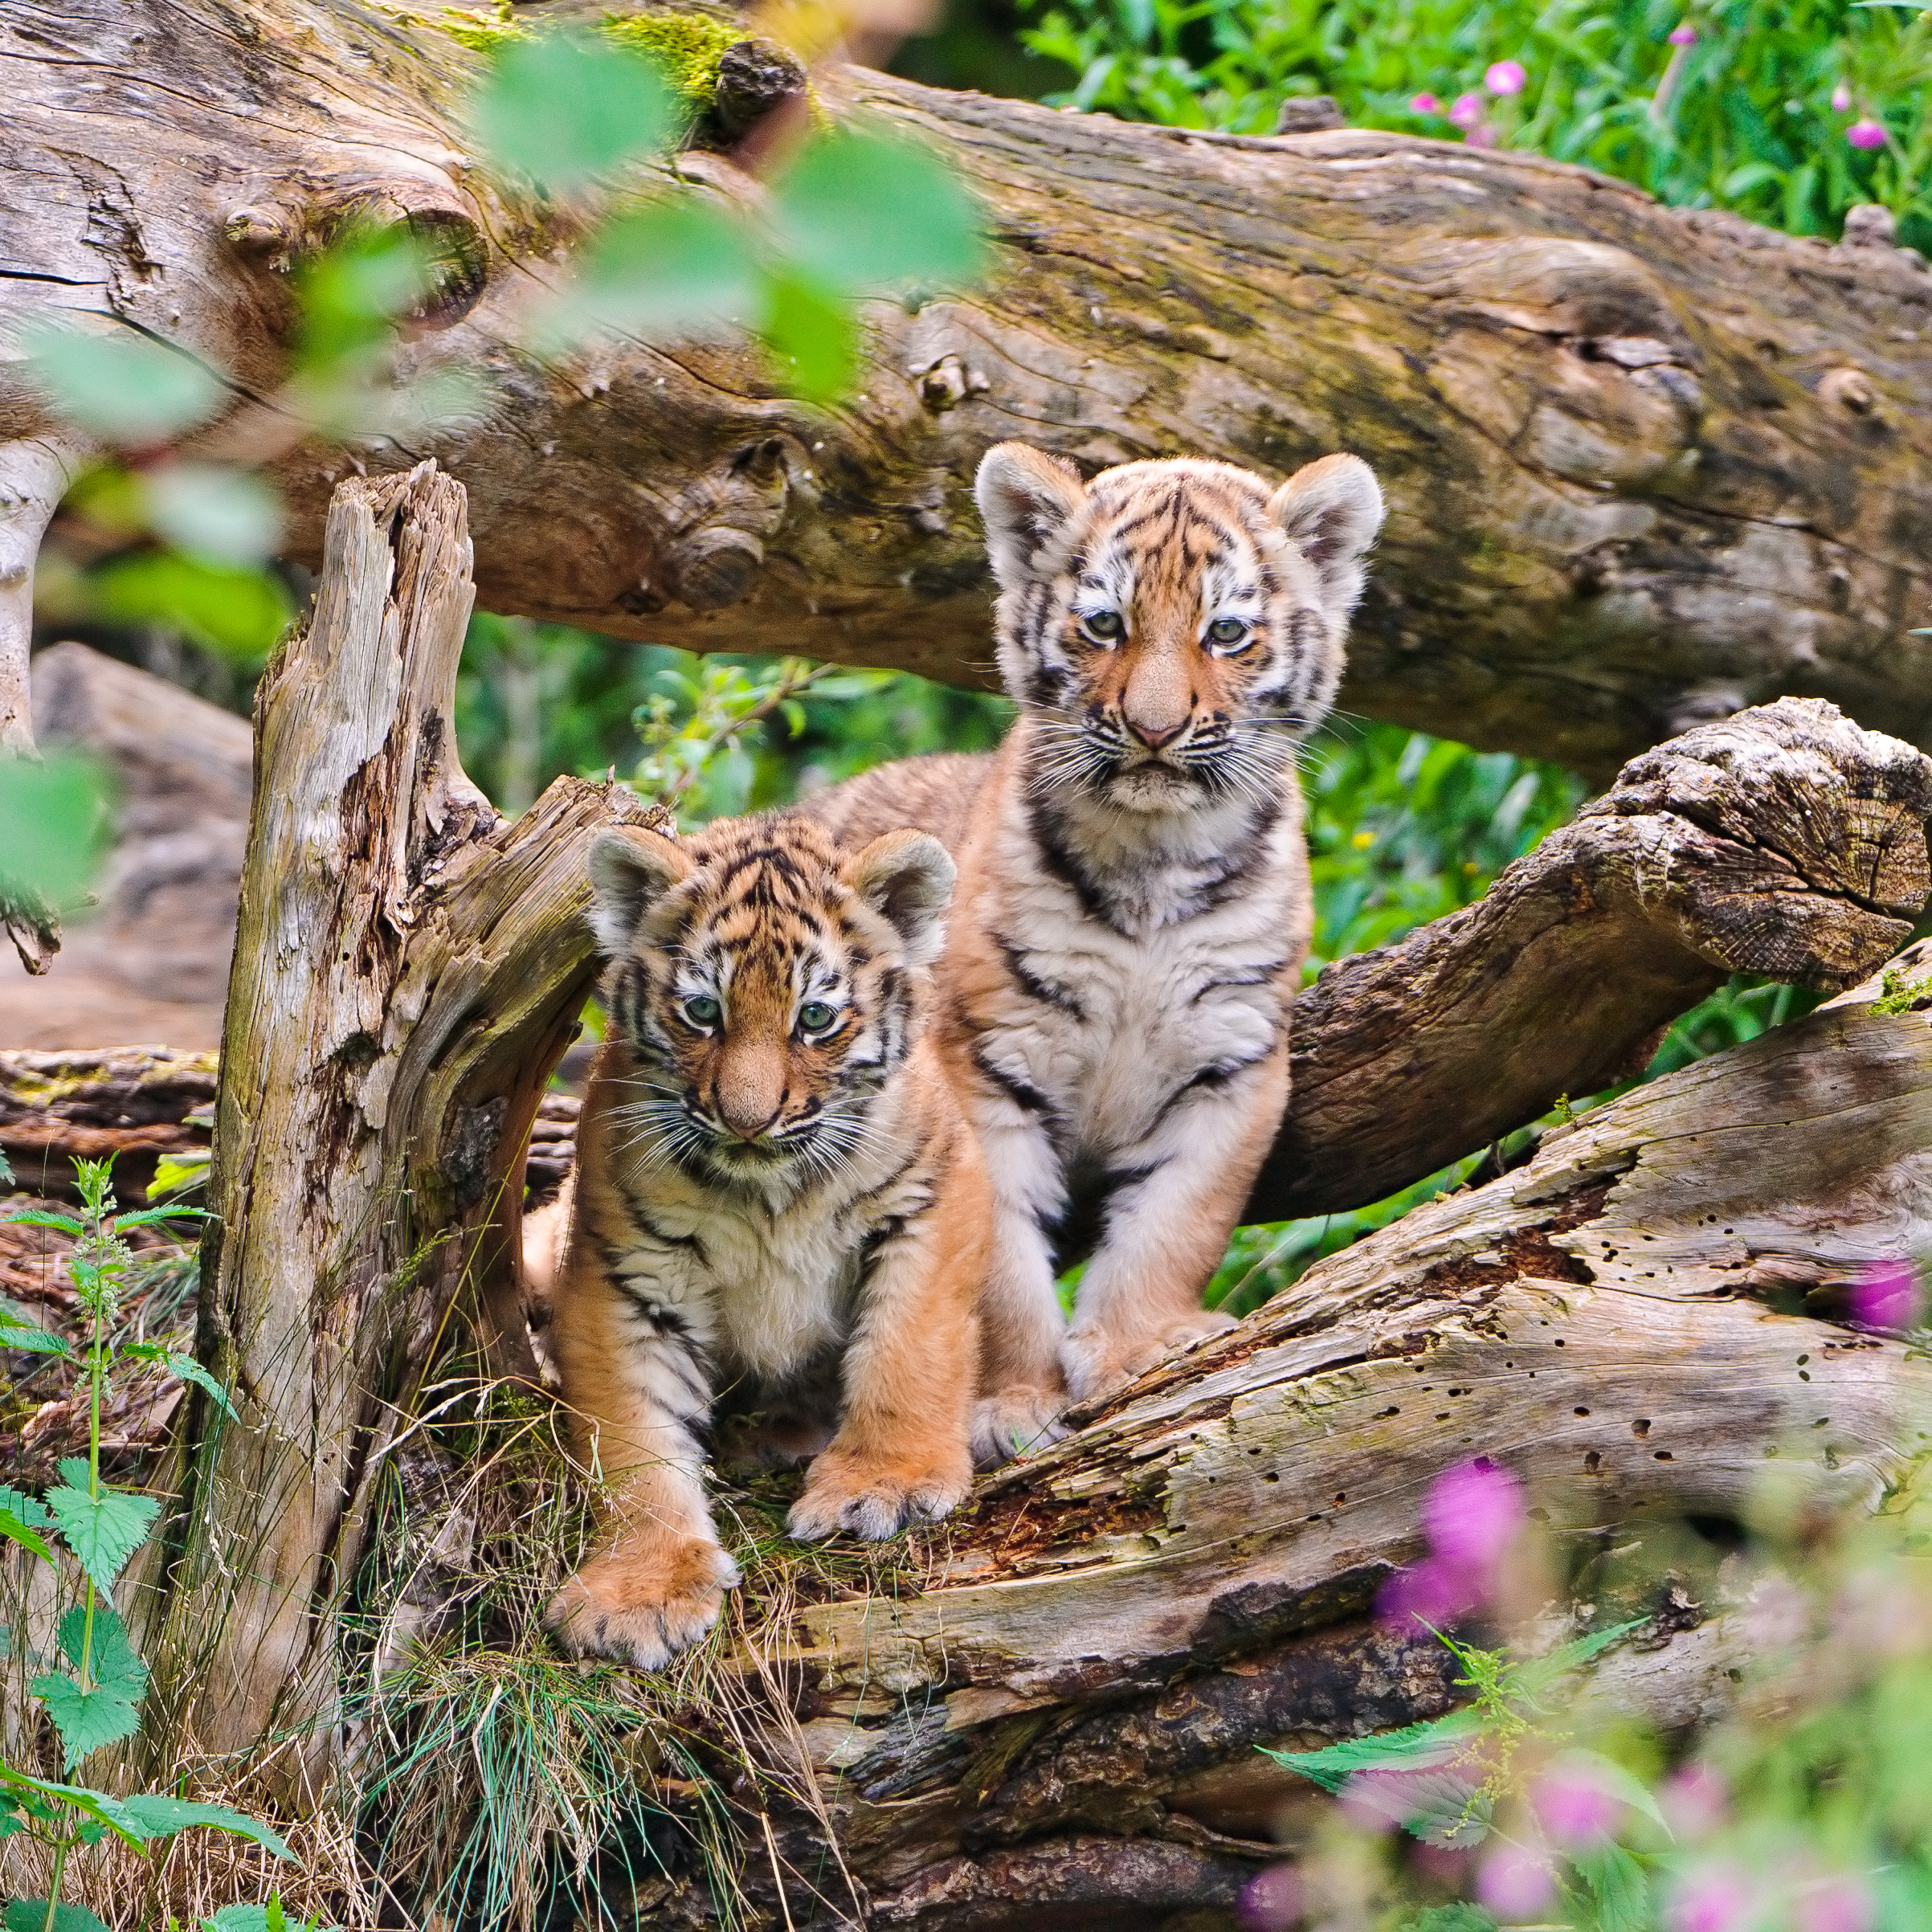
[543,812,989,1669]
[812,446,1384,1460]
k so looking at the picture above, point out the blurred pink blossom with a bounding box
[1338,1763,1474,1836]
[1237,1862,1303,1931]
[1667,1864,1755,1932]
[1448,92,1486,129]
[1485,59,1528,96]
[1849,1258,1922,1328]
[1411,92,1442,113]
[1533,1762,1623,1848]
[1848,118,1888,151]
[1465,124,1499,147]
[1669,22,1697,44]
[1377,1554,1480,1629]
[1658,1762,1729,1840]
[1477,1842,1555,1917]
[1795,1877,1877,1932]
[1832,82,1853,112]
[1423,1460,1525,1573]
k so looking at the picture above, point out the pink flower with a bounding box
[1338,1763,1468,1835]
[1237,1863,1303,1931]
[1658,1762,1729,1840]
[1478,1843,1556,1917]
[1669,22,1697,44]
[1533,1762,1624,1849]
[1485,59,1528,96]
[1377,1554,1480,1630]
[1448,92,1486,129]
[1411,92,1442,113]
[1796,1877,1876,1932]
[1848,118,1888,151]
[1849,1258,1922,1328]
[1422,1460,1525,1573]
[1667,1865,1755,1932]
[1465,124,1498,147]
[1832,83,1853,112]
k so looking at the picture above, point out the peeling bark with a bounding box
[6,3,1932,778]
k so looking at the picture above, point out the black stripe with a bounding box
[1149,1048,1274,1131]
[1024,794,1118,927]
[1190,962,1291,1002]
[971,1040,1053,1117]
[994,931,1088,1019]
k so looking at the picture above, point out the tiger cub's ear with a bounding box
[586,825,692,954]
[1268,453,1385,615]
[975,443,1088,590]
[844,829,957,968]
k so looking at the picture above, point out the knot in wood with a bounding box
[919,355,968,411]
[710,38,810,145]
[1275,95,1344,134]
[668,526,765,611]
[1819,366,1877,415]
[224,204,296,268]
[1840,203,1897,250]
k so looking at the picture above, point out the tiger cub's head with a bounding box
[975,444,1384,815]
[585,811,954,1191]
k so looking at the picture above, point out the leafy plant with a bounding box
[0,1159,288,1932]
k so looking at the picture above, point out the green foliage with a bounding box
[0,1160,285,1929]
[1015,0,1932,249]
[0,755,111,913]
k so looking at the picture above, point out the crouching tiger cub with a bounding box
[542,811,990,1669]
[812,444,1385,1462]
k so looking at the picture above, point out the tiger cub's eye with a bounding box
[683,995,722,1028]
[798,1000,837,1033]
[1080,610,1123,643]
[1207,616,1252,650]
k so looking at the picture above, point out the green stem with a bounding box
[42,1832,73,1932]
[78,1218,106,1691]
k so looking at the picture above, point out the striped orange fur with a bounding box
[812,444,1384,1460]
[541,811,989,1669]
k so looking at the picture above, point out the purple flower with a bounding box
[1666,1865,1755,1932]
[1477,1843,1556,1918]
[1848,118,1888,152]
[1422,1460,1525,1574]
[1464,124,1499,148]
[1485,59,1528,96]
[1832,82,1853,112]
[1377,1554,1480,1631]
[1448,92,1486,129]
[1669,22,1697,44]
[1796,1877,1877,1932]
[1849,1258,1922,1329]
[1658,1762,1729,1840]
[1236,1863,1303,1932]
[1533,1761,1624,1849]
[1411,92,1442,113]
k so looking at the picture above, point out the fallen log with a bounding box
[6,2,1932,779]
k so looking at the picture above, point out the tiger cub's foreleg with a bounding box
[1060,1041,1290,1401]
[543,1264,739,1670]
[788,1138,989,1541]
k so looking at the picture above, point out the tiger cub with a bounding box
[542,811,990,1669]
[811,445,1384,1461]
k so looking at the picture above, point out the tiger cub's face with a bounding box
[586,814,954,1192]
[975,446,1385,815]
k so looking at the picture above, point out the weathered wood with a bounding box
[7,3,1932,775]
[136,463,664,1791]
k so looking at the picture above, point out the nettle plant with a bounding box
[0,1158,293,1932]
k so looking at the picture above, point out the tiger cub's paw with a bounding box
[970,1388,1069,1469]
[543,1536,741,1670]
[1063,1308,1240,1402]
[788,1448,973,1542]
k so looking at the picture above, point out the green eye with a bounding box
[684,995,721,1028]
[798,1000,837,1033]
[1207,616,1252,650]
[1081,610,1123,642]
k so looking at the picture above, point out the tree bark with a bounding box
[135,462,662,1793]
[8,2,1932,778]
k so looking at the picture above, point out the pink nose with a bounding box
[1128,717,1185,750]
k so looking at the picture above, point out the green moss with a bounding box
[1873,962,1932,1015]
[598,10,745,104]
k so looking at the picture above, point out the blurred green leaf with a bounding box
[758,269,860,401]
[144,466,284,566]
[92,552,292,664]
[0,753,111,909]
[770,128,986,293]
[23,323,226,445]
[470,32,675,197]
[541,200,759,350]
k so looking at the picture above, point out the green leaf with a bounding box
[43,1483,160,1597]
[0,752,112,910]
[162,1353,240,1422]
[90,553,293,668]
[758,269,859,404]
[6,1901,115,1932]
[111,1204,208,1232]
[470,31,674,197]
[543,199,758,351]
[1259,1709,1487,1793]
[770,128,986,295]
[0,1506,54,1562]
[0,1486,54,1533]
[22,321,227,444]
[31,1670,142,1767]
[57,1603,149,1702]
[1507,1620,1645,1705]
[143,465,284,568]
[1571,1841,1650,1932]
[1545,1748,1669,1834]
[4,1209,85,1235]
[1406,1909,1499,1932]
[119,1795,292,1861]
[0,1310,73,1358]
[0,1761,147,1849]
[151,1150,211,1199]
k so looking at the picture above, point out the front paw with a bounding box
[543,1536,740,1669]
[1063,1308,1239,1401]
[970,1388,1069,1469]
[788,1449,973,1542]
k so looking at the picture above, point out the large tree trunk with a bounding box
[6,1,1932,780]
